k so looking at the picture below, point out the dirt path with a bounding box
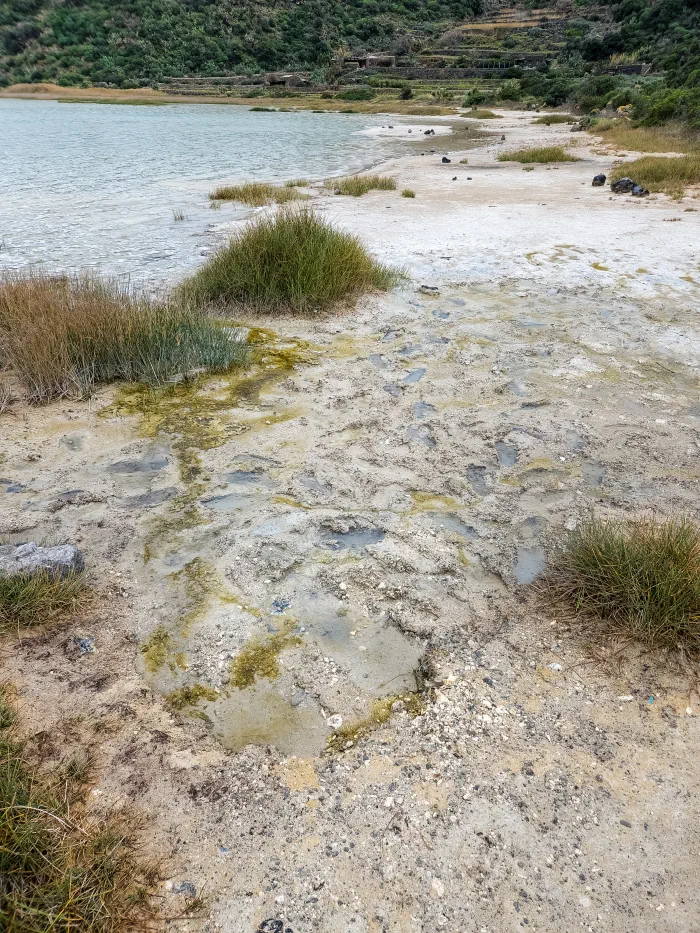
[2,111,699,932]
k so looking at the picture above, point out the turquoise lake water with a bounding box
[0,99,409,285]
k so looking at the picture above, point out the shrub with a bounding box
[0,686,160,932]
[339,87,375,101]
[498,146,580,163]
[610,154,700,196]
[544,516,700,655]
[399,84,413,100]
[0,273,246,404]
[329,175,397,197]
[401,188,416,198]
[209,182,305,206]
[180,207,400,314]
[499,79,521,101]
[0,570,86,633]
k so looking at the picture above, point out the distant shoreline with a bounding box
[0,82,457,117]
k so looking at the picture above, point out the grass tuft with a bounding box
[328,175,397,197]
[284,178,309,188]
[498,145,580,163]
[209,182,306,206]
[531,114,576,125]
[0,685,160,933]
[610,154,700,197]
[401,188,416,198]
[544,516,700,655]
[0,273,246,404]
[464,109,499,119]
[180,207,401,315]
[0,571,86,634]
[172,210,185,221]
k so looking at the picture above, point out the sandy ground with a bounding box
[2,111,700,933]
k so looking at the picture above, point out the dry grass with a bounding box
[610,154,700,196]
[544,516,700,655]
[594,121,698,154]
[284,178,310,188]
[328,175,397,197]
[209,181,306,206]
[401,188,416,198]
[498,145,580,163]
[0,273,246,404]
[0,381,12,414]
[0,570,86,635]
[0,686,161,933]
[180,206,401,314]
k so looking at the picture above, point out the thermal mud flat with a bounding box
[2,111,699,932]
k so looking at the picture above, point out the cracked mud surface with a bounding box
[1,111,699,932]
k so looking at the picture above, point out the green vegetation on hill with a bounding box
[0,0,482,87]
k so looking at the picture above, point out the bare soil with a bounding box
[1,111,699,933]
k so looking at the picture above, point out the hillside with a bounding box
[0,0,483,87]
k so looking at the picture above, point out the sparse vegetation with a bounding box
[329,175,397,197]
[173,210,185,221]
[532,114,576,125]
[0,381,12,414]
[284,178,309,188]
[180,207,401,314]
[545,516,700,655]
[611,154,700,197]
[401,188,416,198]
[0,685,160,932]
[498,146,580,164]
[209,182,306,206]
[0,273,246,404]
[0,570,86,634]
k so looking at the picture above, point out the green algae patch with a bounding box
[230,622,302,689]
[326,693,425,753]
[167,683,219,711]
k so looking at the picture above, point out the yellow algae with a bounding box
[140,625,172,673]
[169,557,260,632]
[591,262,610,272]
[410,491,460,511]
[100,327,315,559]
[230,621,302,689]
[326,694,425,753]
[167,683,219,711]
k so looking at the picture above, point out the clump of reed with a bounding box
[328,175,397,197]
[180,206,401,315]
[0,685,162,933]
[543,516,700,655]
[284,178,310,188]
[531,114,576,125]
[401,188,416,198]
[0,273,246,404]
[610,154,700,197]
[0,569,86,634]
[498,145,580,163]
[209,182,306,206]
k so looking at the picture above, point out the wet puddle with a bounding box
[495,441,518,467]
[515,546,546,584]
[467,465,491,496]
[320,528,385,551]
[428,512,479,540]
[403,367,426,384]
